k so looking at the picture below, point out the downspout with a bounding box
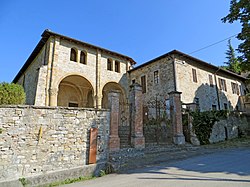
[170,55,177,92]
[214,68,221,110]
[48,36,56,106]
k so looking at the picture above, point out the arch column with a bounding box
[49,88,58,106]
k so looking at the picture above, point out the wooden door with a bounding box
[89,128,98,164]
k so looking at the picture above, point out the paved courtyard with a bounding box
[64,148,250,187]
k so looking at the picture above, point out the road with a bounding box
[63,148,250,187]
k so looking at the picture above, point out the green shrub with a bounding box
[0,82,26,105]
[191,110,228,145]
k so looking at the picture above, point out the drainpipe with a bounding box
[169,55,177,92]
[48,36,56,106]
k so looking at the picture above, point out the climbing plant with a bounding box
[191,110,228,145]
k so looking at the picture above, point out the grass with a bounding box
[44,176,96,187]
[203,136,250,149]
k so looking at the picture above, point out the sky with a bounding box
[0,0,241,82]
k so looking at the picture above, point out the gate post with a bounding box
[130,83,145,148]
[168,91,185,145]
[108,91,120,151]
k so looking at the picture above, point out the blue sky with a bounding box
[0,0,241,82]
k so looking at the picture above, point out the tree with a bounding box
[224,39,241,73]
[0,82,26,105]
[222,0,250,70]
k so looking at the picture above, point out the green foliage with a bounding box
[222,0,250,70]
[191,110,228,145]
[224,39,242,73]
[47,176,95,187]
[0,82,25,105]
[19,177,28,186]
[99,170,106,177]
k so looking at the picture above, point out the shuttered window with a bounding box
[141,75,146,93]
[218,78,227,91]
[209,74,214,87]
[192,68,197,83]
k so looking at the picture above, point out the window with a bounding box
[209,74,214,87]
[218,78,227,91]
[154,70,159,84]
[80,51,86,64]
[115,61,120,73]
[132,79,135,84]
[231,82,239,95]
[212,105,217,110]
[224,103,228,110]
[192,68,197,83]
[141,75,146,93]
[107,59,112,71]
[70,48,77,62]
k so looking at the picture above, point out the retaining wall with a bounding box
[0,105,110,186]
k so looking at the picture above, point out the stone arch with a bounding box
[57,75,94,108]
[102,82,130,148]
[101,82,126,109]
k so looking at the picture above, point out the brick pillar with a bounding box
[130,83,145,148]
[168,91,185,145]
[108,91,120,151]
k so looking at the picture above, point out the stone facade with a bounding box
[129,50,246,113]
[174,53,246,111]
[0,106,110,184]
[14,30,134,111]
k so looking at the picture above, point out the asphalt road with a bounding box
[63,148,250,187]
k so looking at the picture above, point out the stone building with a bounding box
[13,30,247,146]
[13,30,136,148]
[129,50,247,117]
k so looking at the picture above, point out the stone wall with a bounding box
[0,106,110,185]
[209,113,249,143]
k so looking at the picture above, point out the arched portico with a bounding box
[57,75,94,108]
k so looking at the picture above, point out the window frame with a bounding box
[192,68,197,83]
[141,75,146,93]
[107,58,113,71]
[80,51,87,64]
[209,74,214,87]
[231,82,239,95]
[115,60,120,73]
[154,70,159,84]
[70,48,77,62]
[218,78,227,92]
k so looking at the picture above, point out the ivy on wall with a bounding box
[191,110,228,145]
